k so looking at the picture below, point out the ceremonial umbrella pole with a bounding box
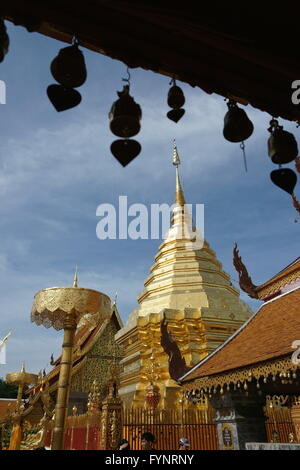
[6,365,38,450]
[30,273,111,450]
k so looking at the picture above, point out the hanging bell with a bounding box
[0,19,9,63]
[223,100,254,143]
[270,168,297,195]
[167,84,185,109]
[167,79,185,123]
[268,119,298,164]
[109,85,142,138]
[111,139,141,167]
[50,42,87,88]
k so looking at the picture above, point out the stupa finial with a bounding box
[172,140,185,206]
[73,266,78,288]
[172,139,180,168]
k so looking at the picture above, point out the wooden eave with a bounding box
[1,2,300,121]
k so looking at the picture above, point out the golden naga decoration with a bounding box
[160,312,191,381]
[20,413,50,450]
[233,243,258,299]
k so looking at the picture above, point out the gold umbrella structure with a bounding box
[30,272,111,450]
[6,364,38,411]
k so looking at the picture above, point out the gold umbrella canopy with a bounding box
[31,286,111,330]
[6,367,38,387]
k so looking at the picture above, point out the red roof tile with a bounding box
[181,288,300,382]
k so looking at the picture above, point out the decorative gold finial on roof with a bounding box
[172,139,180,168]
[73,266,78,288]
[21,363,25,373]
[172,140,186,206]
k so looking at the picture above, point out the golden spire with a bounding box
[73,266,78,288]
[172,140,186,206]
[21,362,25,373]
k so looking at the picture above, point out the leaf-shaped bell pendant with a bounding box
[111,139,142,167]
[167,79,185,123]
[109,85,142,138]
[223,100,254,142]
[270,168,297,195]
[268,119,298,164]
[0,18,9,63]
[50,42,87,88]
[47,85,82,112]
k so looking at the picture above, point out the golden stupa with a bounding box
[115,142,253,408]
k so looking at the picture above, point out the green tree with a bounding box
[0,377,18,398]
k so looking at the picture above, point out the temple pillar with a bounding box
[100,381,122,450]
[210,390,267,450]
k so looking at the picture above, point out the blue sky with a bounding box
[0,23,299,379]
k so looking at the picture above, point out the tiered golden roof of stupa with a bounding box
[115,143,253,408]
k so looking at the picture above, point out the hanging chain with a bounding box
[169,77,176,86]
[72,36,79,46]
[122,66,131,88]
[240,141,248,173]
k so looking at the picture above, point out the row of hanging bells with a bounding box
[9,24,300,206]
[267,118,300,219]
[268,118,298,195]
[47,37,87,111]
[109,75,187,165]
[222,98,300,217]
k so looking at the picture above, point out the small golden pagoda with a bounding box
[115,143,253,408]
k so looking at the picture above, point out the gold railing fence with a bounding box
[122,408,219,450]
[265,405,296,443]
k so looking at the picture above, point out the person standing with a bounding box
[179,437,190,450]
[118,438,130,450]
[141,432,156,450]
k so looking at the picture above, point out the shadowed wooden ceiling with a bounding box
[2,1,300,122]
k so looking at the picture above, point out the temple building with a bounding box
[179,256,300,449]
[115,144,253,408]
